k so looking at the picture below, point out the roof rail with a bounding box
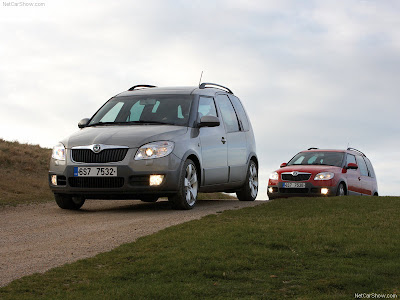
[128,85,156,91]
[347,147,366,156]
[199,82,233,94]
[308,147,318,150]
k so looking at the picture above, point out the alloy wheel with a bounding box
[249,163,258,198]
[184,163,198,206]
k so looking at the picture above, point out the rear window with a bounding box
[228,95,250,131]
[288,151,344,167]
[364,157,376,178]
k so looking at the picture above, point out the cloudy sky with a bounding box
[1,0,399,198]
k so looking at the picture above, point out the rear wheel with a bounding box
[54,194,85,210]
[169,159,198,210]
[237,160,258,201]
[336,183,346,196]
[140,196,159,203]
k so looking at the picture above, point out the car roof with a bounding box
[115,86,231,98]
[301,148,366,157]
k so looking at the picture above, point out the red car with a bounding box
[267,148,378,199]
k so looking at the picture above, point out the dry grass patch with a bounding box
[0,139,53,206]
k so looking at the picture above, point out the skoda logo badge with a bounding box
[292,171,298,176]
[92,144,101,153]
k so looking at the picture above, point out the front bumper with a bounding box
[49,152,183,199]
[267,181,338,200]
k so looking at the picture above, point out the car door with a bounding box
[345,154,362,195]
[356,155,373,195]
[198,96,229,185]
[215,94,248,183]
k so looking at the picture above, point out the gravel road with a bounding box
[0,199,262,287]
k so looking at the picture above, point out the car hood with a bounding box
[63,125,188,148]
[276,165,342,175]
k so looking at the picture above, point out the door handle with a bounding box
[358,177,361,181]
[221,137,226,144]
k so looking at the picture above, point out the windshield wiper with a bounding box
[88,120,171,127]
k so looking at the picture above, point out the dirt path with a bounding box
[0,199,261,287]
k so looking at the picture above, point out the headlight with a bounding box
[52,143,66,161]
[269,171,279,180]
[314,172,334,180]
[135,141,174,160]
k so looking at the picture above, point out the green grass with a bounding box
[1,196,399,299]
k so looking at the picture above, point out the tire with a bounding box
[168,159,198,210]
[237,160,258,201]
[140,196,159,203]
[54,194,85,210]
[336,183,346,196]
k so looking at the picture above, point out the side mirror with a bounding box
[198,116,220,128]
[78,118,90,128]
[346,163,358,170]
[280,163,287,168]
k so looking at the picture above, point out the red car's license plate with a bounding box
[283,182,305,188]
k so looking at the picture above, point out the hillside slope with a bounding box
[0,139,53,206]
[0,139,235,206]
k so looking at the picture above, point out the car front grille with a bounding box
[71,148,128,163]
[281,173,311,181]
[279,188,309,194]
[68,177,124,188]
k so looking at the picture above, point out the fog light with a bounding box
[51,175,57,186]
[268,187,274,193]
[150,175,164,186]
[321,188,329,195]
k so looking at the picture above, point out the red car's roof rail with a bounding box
[128,85,157,91]
[199,82,233,94]
[308,147,318,150]
[347,147,366,156]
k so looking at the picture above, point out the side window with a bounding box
[356,155,369,176]
[100,102,124,122]
[228,95,250,131]
[364,157,376,178]
[198,96,217,118]
[216,95,240,132]
[346,154,357,165]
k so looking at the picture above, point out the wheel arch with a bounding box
[181,151,202,187]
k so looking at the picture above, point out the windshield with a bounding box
[287,151,345,167]
[88,94,192,127]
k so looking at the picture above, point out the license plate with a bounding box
[74,167,117,177]
[283,182,305,188]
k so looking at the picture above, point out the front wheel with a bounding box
[336,183,346,196]
[169,159,198,210]
[54,194,85,210]
[237,160,258,201]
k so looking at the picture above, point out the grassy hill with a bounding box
[0,139,53,206]
[0,138,234,206]
[1,196,399,299]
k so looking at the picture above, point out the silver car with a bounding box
[49,83,258,210]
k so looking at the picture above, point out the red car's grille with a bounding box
[281,173,311,181]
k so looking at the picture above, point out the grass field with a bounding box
[1,196,399,299]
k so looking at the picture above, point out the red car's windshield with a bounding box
[287,152,345,167]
